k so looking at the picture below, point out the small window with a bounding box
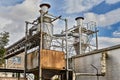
[12,57,21,64]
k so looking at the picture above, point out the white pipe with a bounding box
[75,17,84,54]
[75,73,97,76]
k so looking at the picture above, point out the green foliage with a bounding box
[0,32,9,48]
[0,31,9,65]
[0,48,5,65]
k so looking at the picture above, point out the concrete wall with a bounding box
[72,48,120,80]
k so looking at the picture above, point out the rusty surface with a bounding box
[27,49,65,70]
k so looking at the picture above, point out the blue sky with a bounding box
[0,0,24,6]
[0,0,120,48]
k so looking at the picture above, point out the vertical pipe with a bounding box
[65,19,69,80]
[39,4,50,80]
[24,21,28,79]
[79,26,82,54]
[72,58,76,80]
[95,27,98,49]
[38,10,44,80]
[61,30,64,52]
[62,38,64,52]
[75,17,84,54]
[38,31,41,80]
[79,23,82,54]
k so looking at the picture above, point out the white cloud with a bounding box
[98,37,120,48]
[0,0,41,45]
[0,18,12,30]
[64,0,104,14]
[0,0,120,49]
[105,0,120,4]
[113,31,120,37]
[64,0,120,14]
[84,8,120,27]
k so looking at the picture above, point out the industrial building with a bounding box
[0,3,120,80]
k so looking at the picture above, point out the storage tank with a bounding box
[38,3,53,49]
[73,17,88,54]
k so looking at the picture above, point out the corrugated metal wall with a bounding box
[72,48,120,80]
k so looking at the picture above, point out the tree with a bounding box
[0,31,9,66]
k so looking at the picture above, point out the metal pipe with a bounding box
[75,73,98,76]
[61,30,64,52]
[38,3,51,80]
[24,21,28,79]
[53,33,79,37]
[61,26,76,33]
[75,17,84,54]
[79,20,82,54]
[91,64,99,80]
[65,19,69,80]
[46,13,65,21]
[95,27,98,49]
[51,15,62,22]
[38,10,44,80]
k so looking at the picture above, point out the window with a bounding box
[12,57,21,64]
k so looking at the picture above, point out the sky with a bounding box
[0,0,120,49]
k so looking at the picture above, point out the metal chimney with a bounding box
[40,3,51,13]
[75,17,84,26]
[38,3,53,49]
[74,17,88,54]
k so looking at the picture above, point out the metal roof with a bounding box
[72,44,120,58]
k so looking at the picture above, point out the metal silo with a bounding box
[73,17,88,54]
[38,3,53,49]
[73,16,97,55]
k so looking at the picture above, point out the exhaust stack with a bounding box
[38,3,53,49]
[40,3,51,13]
[74,17,88,54]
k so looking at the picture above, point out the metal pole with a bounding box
[65,19,69,80]
[38,32,41,80]
[79,24,82,54]
[95,27,98,49]
[24,21,28,79]
[38,10,43,80]
[91,64,99,80]
[61,30,64,52]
